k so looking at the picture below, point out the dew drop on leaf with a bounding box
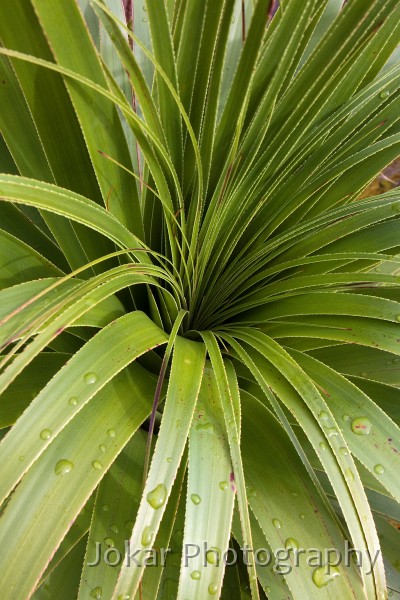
[110,524,119,533]
[312,565,340,587]
[208,583,218,595]
[191,570,201,580]
[147,483,167,509]
[325,427,339,437]
[90,587,102,599]
[104,537,115,547]
[99,444,106,452]
[191,493,201,505]
[319,411,329,420]
[219,481,229,490]
[342,414,350,422]
[339,447,348,456]
[107,429,116,438]
[374,464,385,475]
[92,460,103,470]
[40,429,52,440]
[345,468,354,481]
[54,459,74,475]
[196,422,214,433]
[141,526,153,547]
[206,548,220,564]
[319,442,327,450]
[351,417,372,435]
[272,518,282,529]
[380,90,390,99]
[69,397,78,406]
[285,538,299,550]
[84,372,98,385]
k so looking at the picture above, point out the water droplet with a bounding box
[374,464,385,475]
[141,526,153,546]
[167,457,172,463]
[40,429,52,440]
[84,372,98,385]
[219,481,229,491]
[107,429,116,438]
[92,460,103,470]
[396,315,400,322]
[208,583,218,595]
[312,565,340,587]
[345,468,354,481]
[102,504,109,511]
[380,90,390,99]
[147,483,167,509]
[351,417,372,435]
[196,422,214,433]
[142,16,148,22]
[191,494,201,505]
[104,537,115,547]
[99,444,106,452]
[110,524,119,533]
[285,538,299,550]
[360,372,368,378]
[69,396,78,406]
[258,551,268,562]
[55,459,74,475]
[319,442,327,451]
[248,487,257,498]
[272,518,282,529]
[319,411,329,420]
[339,447,348,456]
[300,514,305,520]
[342,414,350,422]
[90,587,102,599]
[19,455,25,462]
[191,570,201,580]
[117,595,129,600]
[206,548,220,564]
[325,426,339,437]
[125,520,134,530]
[265,587,271,594]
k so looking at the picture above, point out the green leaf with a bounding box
[0,360,158,599]
[31,0,144,236]
[113,336,206,599]
[0,310,167,506]
[178,364,235,599]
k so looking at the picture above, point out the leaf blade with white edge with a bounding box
[200,332,260,600]
[177,363,235,599]
[0,361,157,599]
[113,336,206,599]
[0,310,167,506]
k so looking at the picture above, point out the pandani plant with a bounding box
[0,0,400,599]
